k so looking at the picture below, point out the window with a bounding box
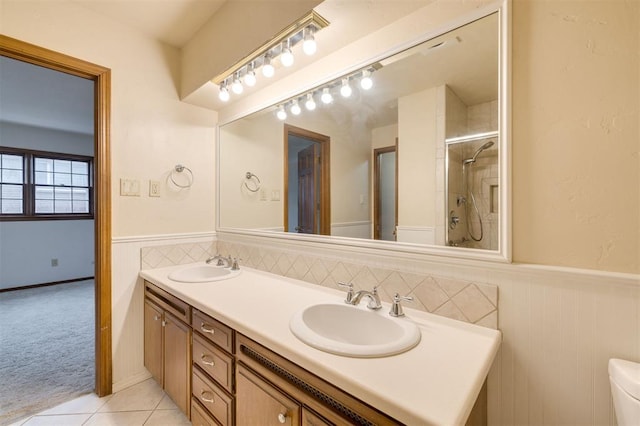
[0,147,93,220]
[0,153,24,214]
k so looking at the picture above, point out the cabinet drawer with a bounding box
[193,333,234,393]
[192,367,234,426]
[190,397,218,426]
[144,281,190,324]
[192,309,234,352]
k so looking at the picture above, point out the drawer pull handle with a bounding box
[200,322,216,334]
[153,315,160,321]
[278,413,287,424]
[200,390,215,404]
[201,354,215,367]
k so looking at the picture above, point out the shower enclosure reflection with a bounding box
[447,132,499,249]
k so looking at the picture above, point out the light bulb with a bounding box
[231,74,243,94]
[218,83,229,102]
[360,70,373,90]
[305,93,316,111]
[321,87,333,104]
[290,100,301,115]
[302,28,316,55]
[276,105,287,120]
[244,64,257,87]
[340,78,352,98]
[262,55,275,78]
[280,40,294,67]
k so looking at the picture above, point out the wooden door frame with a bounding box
[373,143,398,241]
[0,35,112,396]
[283,124,330,235]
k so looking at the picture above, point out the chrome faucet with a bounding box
[338,282,382,310]
[389,293,413,317]
[206,254,230,267]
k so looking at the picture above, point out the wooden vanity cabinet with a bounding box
[144,282,192,416]
[236,334,400,426]
[190,308,236,426]
[142,280,487,426]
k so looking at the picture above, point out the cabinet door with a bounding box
[163,311,191,415]
[237,365,300,426]
[302,407,333,426]
[144,300,163,385]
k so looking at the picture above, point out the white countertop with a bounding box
[140,263,501,426]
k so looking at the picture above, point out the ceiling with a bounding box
[0,56,95,135]
[70,0,227,48]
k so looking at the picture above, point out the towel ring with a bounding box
[170,164,194,188]
[243,172,261,192]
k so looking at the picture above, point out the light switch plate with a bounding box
[120,178,140,196]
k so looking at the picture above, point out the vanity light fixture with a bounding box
[340,78,352,98]
[262,53,275,78]
[231,72,243,94]
[276,105,287,120]
[290,99,301,115]
[244,63,257,87]
[271,63,380,120]
[280,40,294,67]
[211,11,329,102]
[320,87,333,104]
[360,70,373,90]
[302,27,317,55]
[218,82,230,102]
[305,93,316,111]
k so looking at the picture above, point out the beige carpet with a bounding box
[0,280,95,425]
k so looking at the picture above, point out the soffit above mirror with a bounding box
[182,0,432,111]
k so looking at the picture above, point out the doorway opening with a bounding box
[373,143,398,241]
[283,125,330,235]
[0,35,112,407]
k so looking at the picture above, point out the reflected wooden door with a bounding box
[297,143,320,233]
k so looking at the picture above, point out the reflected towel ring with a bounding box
[170,164,194,188]
[244,172,261,192]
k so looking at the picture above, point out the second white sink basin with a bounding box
[289,303,421,357]
[168,264,240,283]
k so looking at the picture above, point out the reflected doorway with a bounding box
[284,125,330,235]
[373,144,397,241]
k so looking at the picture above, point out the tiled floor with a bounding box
[8,379,190,426]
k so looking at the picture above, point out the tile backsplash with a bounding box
[140,239,498,329]
[140,242,216,269]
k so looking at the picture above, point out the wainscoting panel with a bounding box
[111,233,216,392]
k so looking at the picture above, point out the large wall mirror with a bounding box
[218,3,510,261]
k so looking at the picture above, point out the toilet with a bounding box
[609,358,640,425]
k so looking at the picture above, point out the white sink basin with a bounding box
[168,264,241,283]
[289,303,421,357]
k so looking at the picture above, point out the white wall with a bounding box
[0,220,94,289]
[397,87,438,243]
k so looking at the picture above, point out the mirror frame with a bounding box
[216,0,511,263]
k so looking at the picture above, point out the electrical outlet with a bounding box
[51,258,58,267]
[149,180,161,197]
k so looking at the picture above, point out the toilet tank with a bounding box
[609,358,640,426]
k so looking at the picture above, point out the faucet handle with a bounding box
[230,257,241,271]
[389,293,413,317]
[337,282,354,304]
